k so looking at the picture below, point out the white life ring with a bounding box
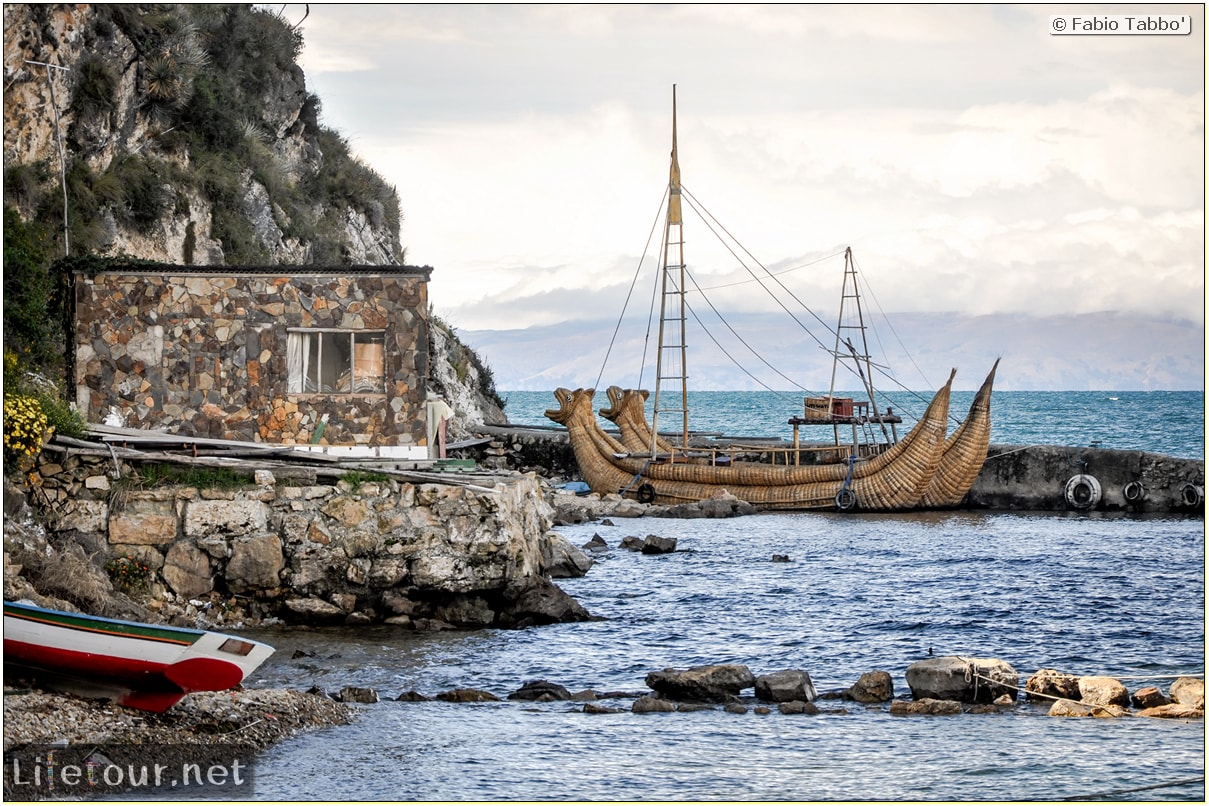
[1179,483,1203,508]
[1064,474,1101,510]
[1122,481,1146,503]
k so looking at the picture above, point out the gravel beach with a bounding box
[3,686,353,799]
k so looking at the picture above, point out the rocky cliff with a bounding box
[3,3,504,424]
[4,4,400,264]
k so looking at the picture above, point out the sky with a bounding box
[288,4,1205,388]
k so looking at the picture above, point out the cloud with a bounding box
[289,3,1204,356]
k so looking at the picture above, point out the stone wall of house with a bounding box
[25,450,590,629]
[72,268,431,448]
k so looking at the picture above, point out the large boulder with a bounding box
[499,577,592,628]
[905,656,1018,703]
[646,664,756,703]
[1170,677,1205,708]
[846,671,894,703]
[540,532,593,578]
[755,670,817,703]
[1078,676,1130,708]
[1025,668,1081,702]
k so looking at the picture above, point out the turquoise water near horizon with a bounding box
[501,389,1206,459]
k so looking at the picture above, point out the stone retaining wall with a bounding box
[28,448,585,628]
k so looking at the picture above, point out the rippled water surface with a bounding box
[243,512,1205,801]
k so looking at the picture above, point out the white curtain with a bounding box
[287,331,309,392]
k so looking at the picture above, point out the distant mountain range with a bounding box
[458,311,1205,392]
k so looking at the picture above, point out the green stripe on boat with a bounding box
[4,603,202,645]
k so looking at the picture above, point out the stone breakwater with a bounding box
[472,426,1206,514]
[277,658,1206,721]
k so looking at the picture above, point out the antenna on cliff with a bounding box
[25,59,71,257]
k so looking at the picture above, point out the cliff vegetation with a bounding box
[3,3,502,423]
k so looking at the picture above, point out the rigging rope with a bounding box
[681,266,810,398]
[678,186,934,422]
[610,179,953,430]
[593,188,668,394]
[680,187,841,367]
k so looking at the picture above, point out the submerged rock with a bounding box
[645,664,755,703]
[890,698,963,716]
[777,700,820,715]
[582,534,609,552]
[1048,700,1128,718]
[632,696,677,713]
[337,686,379,704]
[640,535,677,554]
[436,688,500,703]
[508,680,574,702]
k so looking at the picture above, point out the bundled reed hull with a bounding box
[919,359,998,508]
[548,375,958,511]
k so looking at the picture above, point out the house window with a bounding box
[287,330,385,394]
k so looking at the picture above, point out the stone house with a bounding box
[69,261,433,454]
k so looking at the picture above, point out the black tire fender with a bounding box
[1064,474,1101,510]
[1122,481,1146,503]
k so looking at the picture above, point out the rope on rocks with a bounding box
[1061,775,1204,801]
[953,659,1205,720]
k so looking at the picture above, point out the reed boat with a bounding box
[919,359,999,508]
[547,87,997,511]
[3,600,275,712]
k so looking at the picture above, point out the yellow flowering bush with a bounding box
[4,394,50,469]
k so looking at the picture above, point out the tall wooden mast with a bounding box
[650,85,690,454]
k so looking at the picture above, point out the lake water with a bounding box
[232,390,1204,801]
[500,389,1206,460]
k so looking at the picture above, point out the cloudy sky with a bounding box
[290,4,1204,382]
